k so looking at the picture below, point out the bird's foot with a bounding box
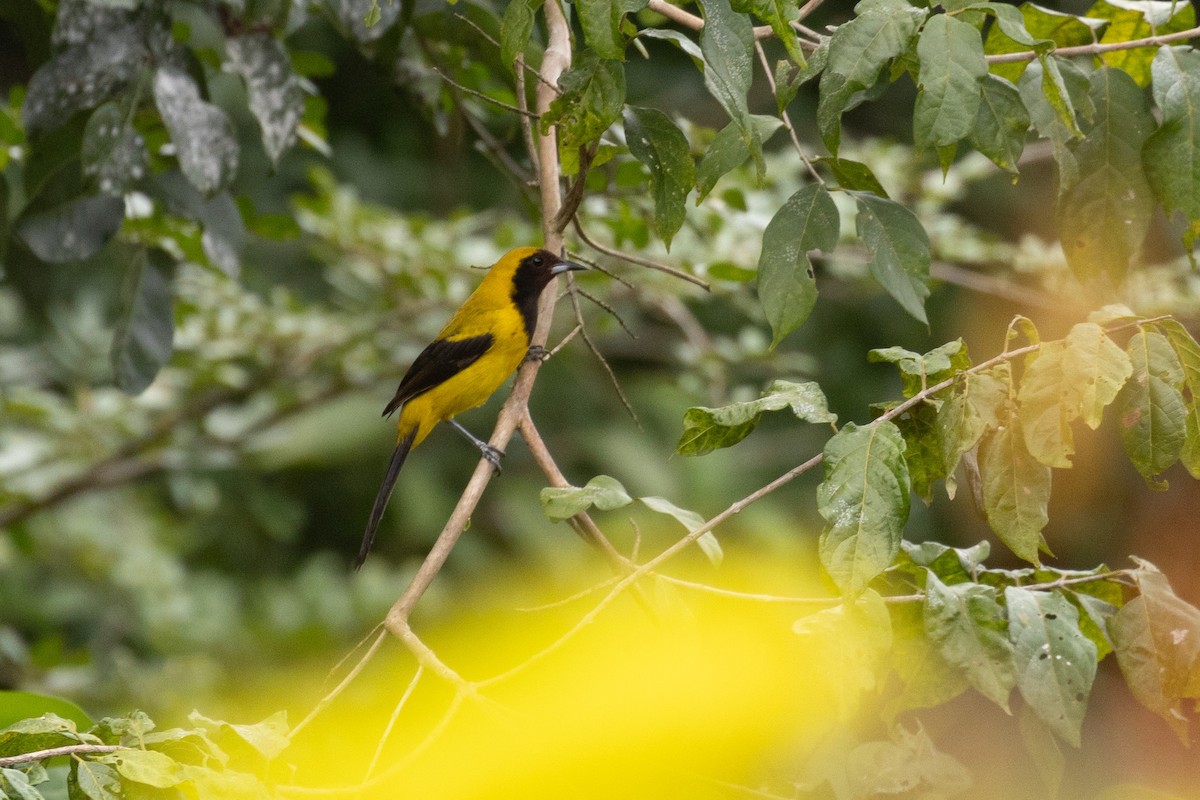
[479,443,505,471]
[524,345,551,363]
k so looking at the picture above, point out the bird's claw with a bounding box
[480,443,504,471]
[524,345,551,363]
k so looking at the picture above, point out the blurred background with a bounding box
[1,1,1199,797]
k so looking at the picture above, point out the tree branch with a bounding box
[0,744,123,767]
[986,25,1200,64]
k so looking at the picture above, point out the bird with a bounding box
[355,246,586,569]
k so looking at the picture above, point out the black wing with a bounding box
[382,333,494,417]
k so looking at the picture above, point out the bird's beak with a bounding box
[551,259,587,275]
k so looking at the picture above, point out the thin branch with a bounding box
[577,286,637,340]
[290,628,388,740]
[754,40,823,185]
[362,665,423,782]
[430,66,538,119]
[564,249,635,289]
[573,218,711,290]
[986,25,1200,64]
[0,744,123,767]
[646,0,702,31]
[566,278,640,424]
[515,575,621,612]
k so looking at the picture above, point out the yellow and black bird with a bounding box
[356,247,585,569]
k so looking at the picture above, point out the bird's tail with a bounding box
[355,429,416,570]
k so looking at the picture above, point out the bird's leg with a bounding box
[448,419,504,471]
[524,344,551,363]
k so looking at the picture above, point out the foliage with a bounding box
[3,0,1200,797]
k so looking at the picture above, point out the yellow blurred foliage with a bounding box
[263,556,861,799]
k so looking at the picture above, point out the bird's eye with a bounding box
[531,255,544,266]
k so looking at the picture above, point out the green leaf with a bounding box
[818,157,889,196]
[640,496,722,566]
[1159,318,1200,478]
[1,768,45,800]
[1109,560,1200,745]
[104,749,184,789]
[884,602,969,721]
[775,42,826,113]
[544,52,626,149]
[16,194,124,263]
[983,4,1101,82]
[869,339,970,398]
[897,539,991,585]
[225,34,304,165]
[186,710,290,761]
[1144,47,1200,232]
[817,0,922,155]
[1088,0,1196,87]
[697,0,762,174]
[744,0,805,65]
[696,115,781,202]
[937,365,1009,493]
[969,74,1029,174]
[894,402,943,505]
[852,192,931,324]
[22,25,143,134]
[1070,322,1134,429]
[757,184,839,347]
[578,0,644,60]
[1017,322,1133,469]
[1058,68,1155,285]
[82,102,147,196]
[0,693,91,732]
[0,714,88,759]
[677,380,835,456]
[153,67,239,196]
[978,419,1050,564]
[793,590,893,717]
[924,571,1017,711]
[539,475,633,521]
[69,760,122,800]
[913,13,987,150]
[1117,330,1187,487]
[111,250,174,395]
[1017,57,1083,158]
[1017,704,1066,798]
[1005,587,1098,747]
[817,421,911,597]
[500,0,543,69]
[623,107,694,247]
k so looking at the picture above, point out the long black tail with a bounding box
[355,430,416,570]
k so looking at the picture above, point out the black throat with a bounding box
[510,251,556,339]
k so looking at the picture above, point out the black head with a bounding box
[510,249,586,337]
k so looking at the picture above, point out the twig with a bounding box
[566,279,640,424]
[361,665,423,782]
[573,218,711,290]
[564,249,634,289]
[290,628,388,740]
[754,40,823,185]
[986,25,1200,64]
[430,66,538,119]
[577,286,637,340]
[0,744,123,767]
[515,575,622,612]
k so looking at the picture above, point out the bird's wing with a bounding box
[382,333,494,417]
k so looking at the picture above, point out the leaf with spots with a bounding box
[1109,559,1200,745]
[817,421,911,597]
[153,67,239,196]
[978,419,1050,565]
[924,571,1017,711]
[757,184,839,347]
[624,106,694,248]
[1117,330,1187,488]
[677,380,835,456]
[1005,587,1098,747]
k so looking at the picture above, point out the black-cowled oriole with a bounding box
[355,247,585,569]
